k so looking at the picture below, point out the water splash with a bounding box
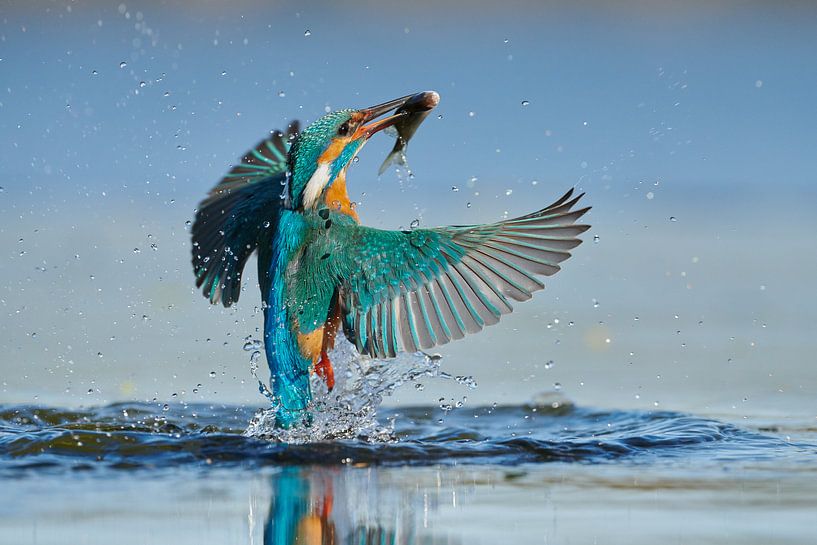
[244,335,445,443]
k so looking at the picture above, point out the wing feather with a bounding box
[338,189,589,358]
[191,122,299,307]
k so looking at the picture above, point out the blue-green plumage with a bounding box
[262,210,313,427]
[191,92,591,429]
[192,123,297,306]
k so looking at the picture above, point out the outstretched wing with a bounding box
[192,122,299,306]
[337,189,590,358]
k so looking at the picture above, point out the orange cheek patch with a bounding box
[318,137,351,164]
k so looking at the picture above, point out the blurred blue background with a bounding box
[2,0,816,421]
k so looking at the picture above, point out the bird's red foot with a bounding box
[315,350,335,391]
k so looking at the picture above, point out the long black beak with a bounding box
[361,94,415,122]
[357,94,415,138]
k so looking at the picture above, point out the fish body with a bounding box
[378,90,440,175]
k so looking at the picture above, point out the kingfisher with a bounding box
[191,92,590,428]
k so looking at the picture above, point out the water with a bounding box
[2,401,814,473]
[2,401,816,543]
[3,327,817,545]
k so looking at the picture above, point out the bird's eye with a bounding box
[337,122,351,136]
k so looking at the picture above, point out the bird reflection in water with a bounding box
[263,466,462,545]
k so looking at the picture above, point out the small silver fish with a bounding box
[378,90,440,175]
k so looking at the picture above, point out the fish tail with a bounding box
[378,141,408,175]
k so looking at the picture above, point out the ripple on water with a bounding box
[1,400,814,476]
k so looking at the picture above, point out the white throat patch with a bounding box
[302,162,331,210]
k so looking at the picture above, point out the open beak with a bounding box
[356,94,415,138]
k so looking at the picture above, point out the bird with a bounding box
[191,92,590,428]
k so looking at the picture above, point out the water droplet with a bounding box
[243,338,262,351]
[669,216,677,222]
[593,234,600,244]
[455,375,478,389]
[409,219,420,230]
[352,156,360,163]
[132,247,140,254]
[91,70,98,76]
[139,81,146,88]
[209,371,216,378]
[415,383,425,391]
[544,360,554,370]
[220,70,227,76]
[451,186,459,192]
[119,61,127,68]
[521,100,530,107]
[505,189,513,196]
[468,111,475,117]
[466,202,472,208]
[163,91,170,97]
[97,352,103,358]
[278,90,286,98]
[553,382,562,391]
[304,29,311,37]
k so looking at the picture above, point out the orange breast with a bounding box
[322,170,359,221]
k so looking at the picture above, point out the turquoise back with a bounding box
[261,210,312,427]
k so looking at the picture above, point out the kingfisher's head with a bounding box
[285,94,416,210]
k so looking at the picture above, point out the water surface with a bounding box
[2,401,816,544]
